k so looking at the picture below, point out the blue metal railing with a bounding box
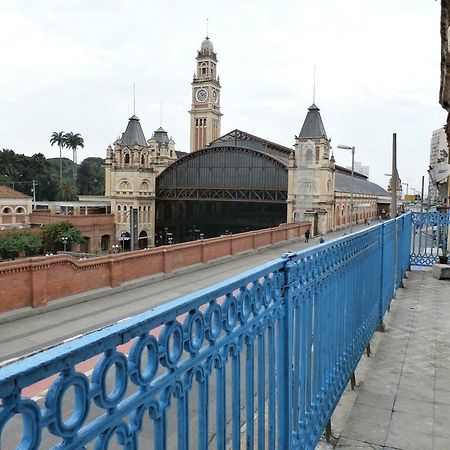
[0,215,411,450]
[410,212,450,266]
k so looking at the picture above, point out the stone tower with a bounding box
[104,115,157,248]
[288,104,335,235]
[189,36,222,151]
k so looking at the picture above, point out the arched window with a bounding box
[118,180,132,191]
[124,205,128,212]
[2,207,12,214]
[15,207,25,214]
[117,205,121,211]
[140,181,149,191]
[141,154,145,165]
[124,153,130,165]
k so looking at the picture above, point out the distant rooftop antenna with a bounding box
[313,65,316,104]
[206,18,209,38]
[133,83,136,115]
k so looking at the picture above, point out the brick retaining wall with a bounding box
[0,223,309,313]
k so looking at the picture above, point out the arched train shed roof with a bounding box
[156,146,288,203]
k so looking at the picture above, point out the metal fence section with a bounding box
[410,212,450,266]
[0,216,411,450]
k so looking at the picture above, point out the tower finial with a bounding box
[133,83,136,115]
[160,100,163,127]
[206,18,209,38]
[313,66,316,104]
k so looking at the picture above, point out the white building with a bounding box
[428,127,449,205]
[346,161,369,178]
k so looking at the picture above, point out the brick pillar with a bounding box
[109,257,122,288]
[30,263,48,308]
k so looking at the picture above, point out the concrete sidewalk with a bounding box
[319,269,450,450]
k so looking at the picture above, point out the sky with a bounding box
[0,0,446,193]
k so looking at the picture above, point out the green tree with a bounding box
[78,157,105,195]
[64,132,84,187]
[0,231,42,260]
[41,221,83,253]
[50,131,66,188]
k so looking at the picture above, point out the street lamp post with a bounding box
[61,236,68,252]
[337,145,355,233]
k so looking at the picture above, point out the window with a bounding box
[117,205,122,211]
[141,154,145,165]
[2,207,12,214]
[124,205,128,212]
[124,153,130,164]
[16,207,25,214]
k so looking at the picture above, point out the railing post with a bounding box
[377,222,386,331]
[281,253,295,449]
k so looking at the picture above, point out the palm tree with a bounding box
[49,131,66,187]
[64,132,84,187]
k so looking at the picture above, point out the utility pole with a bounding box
[390,133,397,219]
[31,180,37,203]
[420,175,424,213]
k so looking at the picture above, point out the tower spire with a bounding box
[160,100,163,127]
[133,83,136,115]
[313,66,316,104]
[206,18,209,38]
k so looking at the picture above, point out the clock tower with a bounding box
[189,36,222,151]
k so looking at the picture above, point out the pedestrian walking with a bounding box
[304,229,310,243]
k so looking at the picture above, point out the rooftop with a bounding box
[0,185,31,199]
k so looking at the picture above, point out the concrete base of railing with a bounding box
[432,263,450,279]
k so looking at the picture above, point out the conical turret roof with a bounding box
[153,127,170,145]
[121,115,147,146]
[299,104,327,140]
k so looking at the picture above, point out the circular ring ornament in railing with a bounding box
[262,277,272,306]
[184,311,205,354]
[92,352,128,409]
[160,321,184,369]
[94,420,132,450]
[205,302,222,342]
[272,272,283,298]
[45,371,90,438]
[239,288,252,323]
[0,398,41,450]
[253,282,263,313]
[129,334,159,386]
[223,294,238,332]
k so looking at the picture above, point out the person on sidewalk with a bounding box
[319,235,325,244]
[304,229,310,243]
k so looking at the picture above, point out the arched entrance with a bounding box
[120,231,131,251]
[101,234,110,251]
[139,230,148,249]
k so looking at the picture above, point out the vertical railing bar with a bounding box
[245,338,255,449]
[268,324,276,449]
[276,315,285,449]
[198,376,208,450]
[216,364,226,450]
[231,351,241,450]
[154,412,167,450]
[179,392,189,450]
[257,331,265,450]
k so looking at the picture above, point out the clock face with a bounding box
[212,90,218,103]
[196,88,208,102]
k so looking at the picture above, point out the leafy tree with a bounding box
[50,131,66,187]
[56,183,78,201]
[78,157,105,195]
[41,221,83,253]
[0,231,42,260]
[64,132,84,186]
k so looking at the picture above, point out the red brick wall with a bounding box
[0,223,310,314]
